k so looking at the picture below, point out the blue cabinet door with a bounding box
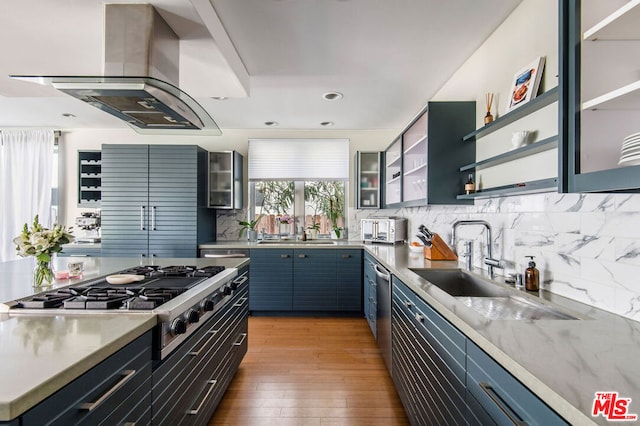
[293,249,337,311]
[336,249,362,312]
[148,145,199,258]
[101,144,150,257]
[249,249,294,310]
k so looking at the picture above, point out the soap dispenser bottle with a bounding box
[524,256,539,292]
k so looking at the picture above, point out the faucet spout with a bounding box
[450,219,501,278]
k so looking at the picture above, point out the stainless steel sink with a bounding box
[256,239,337,245]
[409,268,510,297]
[409,268,581,320]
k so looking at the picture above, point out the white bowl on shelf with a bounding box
[511,131,530,150]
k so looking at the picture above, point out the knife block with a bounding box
[423,234,458,261]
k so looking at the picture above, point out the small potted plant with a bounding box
[306,222,320,240]
[238,214,264,242]
[276,214,294,238]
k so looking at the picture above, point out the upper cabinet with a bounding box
[561,0,640,192]
[77,150,102,206]
[383,102,475,208]
[208,151,243,209]
[355,151,382,209]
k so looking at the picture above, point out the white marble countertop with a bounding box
[203,240,640,424]
[0,256,249,421]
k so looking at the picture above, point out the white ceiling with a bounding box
[0,0,523,132]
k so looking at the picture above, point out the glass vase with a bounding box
[33,259,54,288]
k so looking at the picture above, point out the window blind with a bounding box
[248,138,349,180]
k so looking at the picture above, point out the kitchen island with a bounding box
[0,256,248,424]
[201,240,640,425]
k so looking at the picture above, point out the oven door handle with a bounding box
[189,329,219,357]
[233,297,248,307]
[79,369,136,411]
[233,275,248,285]
[204,253,247,258]
[187,379,218,415]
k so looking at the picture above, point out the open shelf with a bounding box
[403,163,427,176]
[584,0,640,41]
[460,136,558,172]
[463,87,559,141]
[403,135,427,154]
[456,177,558,200]
[582,80,640,110]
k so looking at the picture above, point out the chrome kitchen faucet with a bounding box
[450,220,502,278]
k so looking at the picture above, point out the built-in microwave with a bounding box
[361,218,407,244]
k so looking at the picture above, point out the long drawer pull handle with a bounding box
[233,275,248,285]
[233,297,248,307]
[140,206,145,231]
[280,254,290,258]
[298,254,307,258]
[80,369,136,411]
[187,379,218,415]
[478,382,528,426]
[341,254,351,258]
[151,206,156,231]
[233,332,248,346]
[189,329,219,357]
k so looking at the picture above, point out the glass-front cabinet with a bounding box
[208,151,243,209]
[385,138,402,206]
[355,151,382,209]
[561,0,640,192]
[78,150,102,206]
[402,113,428,203]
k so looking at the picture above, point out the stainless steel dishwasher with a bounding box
[374,261,392,373]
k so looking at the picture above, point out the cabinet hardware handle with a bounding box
[187,379,218,415]
[233,297,248,307]
[140,206,145,231]
[233,332,248,346]
[204,253,248,258]
[79,369,136,411]
[414,312,424,323]
[189,329,219,357]
[233,275,248,285]
[341,254,351,258]
[151,206,156,230]
[280,254,290,258]
[298,254,307,258]
[403,300,412,309]
[478,382,528,426]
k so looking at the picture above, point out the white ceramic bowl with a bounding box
[511,131,530,149]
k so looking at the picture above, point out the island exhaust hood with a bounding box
[12,4,221,135]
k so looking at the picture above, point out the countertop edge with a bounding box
[1,314,157,421]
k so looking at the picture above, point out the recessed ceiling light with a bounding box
[212,96,227,100]
[264,121,279,127]
[322,92,343,101]
[62,113,76,118]
[320,121,334,127]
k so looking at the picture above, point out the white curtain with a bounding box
[0,129,55,262]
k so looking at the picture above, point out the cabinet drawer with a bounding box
[22,332,152,426]
[467,341,567,426]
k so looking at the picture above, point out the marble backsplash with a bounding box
[216,192,640,322]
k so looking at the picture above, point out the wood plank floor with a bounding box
[209,316,409,426]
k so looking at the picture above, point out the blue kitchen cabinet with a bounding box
[16,331,152,426]
[249,249,294,311]
[363,252,377,337]
[336,249,362,312]
[293,249,337,310]
[101,144,215,258]
[392,276,467,425]
[249,248,362,313]
[466,340,568,426]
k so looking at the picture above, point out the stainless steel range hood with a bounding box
[12,4,221,135]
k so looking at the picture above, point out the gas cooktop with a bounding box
[9,265,226,311]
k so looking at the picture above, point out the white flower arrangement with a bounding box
[13,215,73,286]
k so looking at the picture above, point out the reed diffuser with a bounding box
[484,92,494,125]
